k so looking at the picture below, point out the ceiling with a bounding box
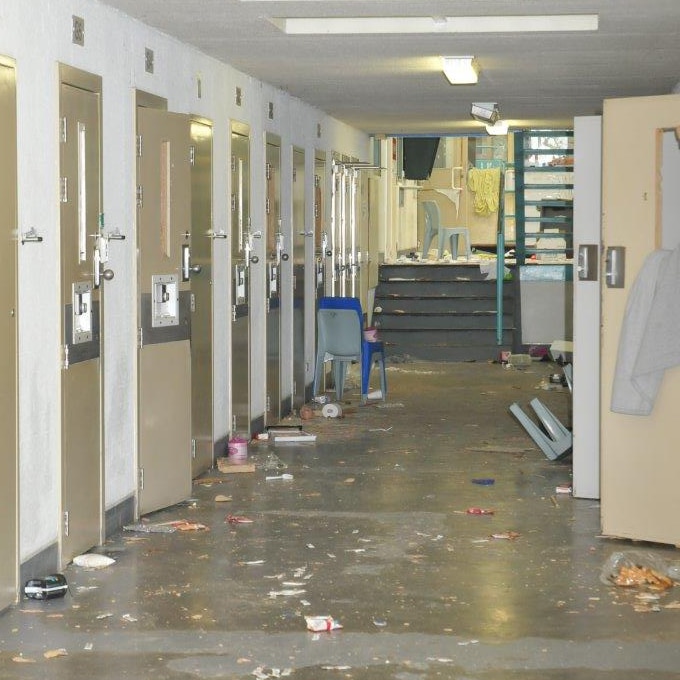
[102,0,680,135]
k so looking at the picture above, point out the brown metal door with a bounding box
[266,136,282,424]
[230,124,251,434]
[292,147,306,409]
[59,74,103,563]
[190,119,214,476]
[0,58,18,607]
[137,107,192,514]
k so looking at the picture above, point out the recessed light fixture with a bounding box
[442,56,479,85]
[471,102,500,125]
[269,14,598,35]
[486,120,509,135]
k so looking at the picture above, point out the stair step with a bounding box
[376,313,510,331]
[375,296,511,314]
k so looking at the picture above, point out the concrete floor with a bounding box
[2,361,680,679]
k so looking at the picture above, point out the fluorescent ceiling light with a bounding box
[486,120,509,135]
[269,14,598,35]
[471,102,499,125]
[442,56,479,85]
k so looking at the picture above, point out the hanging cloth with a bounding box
[467,167,500,216]
[611,245,680,415]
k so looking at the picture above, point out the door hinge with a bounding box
[191,438,196,459]
[265,197,271,215]
[231,155,236,173]
[293,167,297,182]
[138,326,144,349]
[231,194,237,212]
[266,297,270,314]
[62,344,70,370]
[136,185,144,208]
[266,162,272,181]
[314,174,320,188]
[136,134,143,157]
[293,380,297,396]
[232,305,237,322]
[63,511,70,537]
[60,116,68,144]
[293,274,297,290]
[266,394,271,413]
[138,467,144,491]
[60,177,68,203]
[190,293,196,313]
[189,145,196,166]
[232,415,237,432]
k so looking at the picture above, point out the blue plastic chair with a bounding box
[314,296,387,402]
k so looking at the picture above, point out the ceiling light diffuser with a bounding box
[269,14,598,35]
[486,120,509,135]
[442,56,479,85]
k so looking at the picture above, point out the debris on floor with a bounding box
[124,522,177,534]
[305,615,343,632]
[216,458,256,474]
[167,520,209,532]
[226,514,254,524]
[72,553,116,569]
[602,551,675,590]
[491,531,521,540]
[23,573,68,600]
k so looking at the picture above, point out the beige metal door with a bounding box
[292,147,306,409]
[601,94,680,545]
[190,119,213,476]
[137,107,192,515]
[59,72,103,563]
[265,136,282,424]
[230,124,251,434]
[0,58,18,608]
[314,151,327,297]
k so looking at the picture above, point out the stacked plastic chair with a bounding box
[314,296,387,402]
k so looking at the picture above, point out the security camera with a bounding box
[471,103,500,125]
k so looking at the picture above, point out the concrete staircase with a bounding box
[373,263,517,362]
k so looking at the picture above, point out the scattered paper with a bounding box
[269,589,306,598]
[73,553,115,569]
[44,648,68,659]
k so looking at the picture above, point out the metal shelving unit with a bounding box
[513,130,573,265]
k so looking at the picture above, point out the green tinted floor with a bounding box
[2,361,680,679]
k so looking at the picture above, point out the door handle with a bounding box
[605,246,625,288]
[577,244,598,281]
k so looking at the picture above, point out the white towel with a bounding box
[610,246,680,415]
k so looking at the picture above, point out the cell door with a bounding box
[0,58,18,608]
[137,107,192,515]
[190,119,214,476]
[231,123,251,434]
[59,73,103,564]
[292,147,306,410]
[265,135,282,424]
[314,151,327,298]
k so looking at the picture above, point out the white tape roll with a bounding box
[321,402,342,418]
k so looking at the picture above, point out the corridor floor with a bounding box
[2,361,680,679]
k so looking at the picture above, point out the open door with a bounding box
[137,106,193,515]
[265,134,283,425]
[230,122,253,435]
[59,67,104,564]
[601,94,680,545]
[292,146,306,410]
[0,57,18,607]
[190,118,214,476]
